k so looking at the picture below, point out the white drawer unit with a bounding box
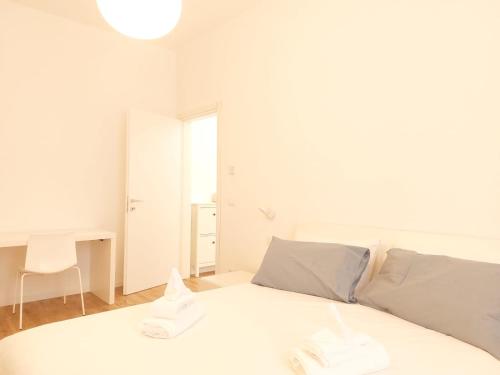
[197,206,216,234]
[197,235,216,264]
[191,203,217,277]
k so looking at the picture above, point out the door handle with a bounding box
[127,198,143,213]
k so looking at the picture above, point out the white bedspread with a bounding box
[0,284,498,374]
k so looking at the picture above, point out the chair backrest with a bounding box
[25,233,77,273]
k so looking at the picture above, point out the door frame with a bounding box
[179,103,222,279]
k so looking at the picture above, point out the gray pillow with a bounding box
[358,248,500,359]
[251,237,370,303]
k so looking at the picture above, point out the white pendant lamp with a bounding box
[96,0,182,40]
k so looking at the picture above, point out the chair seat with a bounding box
[20,264,77,275]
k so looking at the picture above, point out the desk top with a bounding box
[0,229,116,248]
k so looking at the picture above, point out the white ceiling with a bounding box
[10,0,260,47]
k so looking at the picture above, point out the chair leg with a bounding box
[19,273,27,330]
[74,266,85,316]
[12,271,19,314]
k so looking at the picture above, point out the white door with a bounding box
[124,109,182,295]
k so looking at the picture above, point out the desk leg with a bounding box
[89,238,116,304]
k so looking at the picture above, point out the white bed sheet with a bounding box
[0,283,498,375]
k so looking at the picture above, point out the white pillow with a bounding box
[293,231,380,293]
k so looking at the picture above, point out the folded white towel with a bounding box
[141,302,205,339]
[290,303,389,374]
[290,339,389,375]
[150,293,195,320]
[303,328,372,368]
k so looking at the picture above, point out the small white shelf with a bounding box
[191,203,216,277]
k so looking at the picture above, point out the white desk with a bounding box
[0,229,116,304]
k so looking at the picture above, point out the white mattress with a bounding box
[0,284,498,374]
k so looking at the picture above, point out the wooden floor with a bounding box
[0,272,218,340]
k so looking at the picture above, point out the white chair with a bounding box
[12,233,86,329]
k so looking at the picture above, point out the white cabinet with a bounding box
[191,204,216,277]
[197,235,216,264]
[197,206,216,234]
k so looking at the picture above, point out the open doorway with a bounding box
[184,114,218,277]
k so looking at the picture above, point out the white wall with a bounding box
[177,0,500,272]
[0,0,176,305]
[189,115,217,204]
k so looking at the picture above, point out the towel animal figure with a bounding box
[289,304,390,375]
[141,268,205,339]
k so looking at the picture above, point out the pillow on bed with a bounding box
[252,237,370,303]
[358,248,500,359]
[293,231,380,293]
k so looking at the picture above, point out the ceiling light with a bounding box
[96,0,182,40]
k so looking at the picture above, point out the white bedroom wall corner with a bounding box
[176,0,500,273]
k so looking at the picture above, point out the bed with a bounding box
[0,282,499,374]
[1,224,499,374]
